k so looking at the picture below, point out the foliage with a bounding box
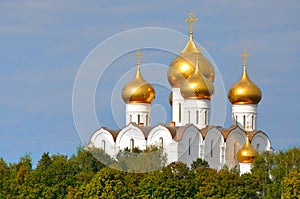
[0,146,299,198]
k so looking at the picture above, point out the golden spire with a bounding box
[134,49,143,78]
[185,11,198,39]
[121,49,155,104]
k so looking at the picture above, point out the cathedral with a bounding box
[88,12,272,173]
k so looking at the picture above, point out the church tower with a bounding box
[228,49,262,131]
[167,11,214,127]
[122,49,156,126]
[180,57,214,128]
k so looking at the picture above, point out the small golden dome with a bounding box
[167,12,214,88]
[180,58,214,99]
[228,50,262,105]
[237,137,258,163]
[121,50,155,104]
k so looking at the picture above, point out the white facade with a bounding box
[126,103,151,126]
[232,104,258,131]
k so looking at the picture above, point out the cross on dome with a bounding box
[241,49,250,67]
[185,11,198,38]
[135,49,143,67]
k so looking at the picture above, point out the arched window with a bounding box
[130,114,132,122]
[205,111,208,125]
[102,140,106,152]
[210,139,214,157]
[159,137,163,148]
[138,114,140,124]
[178,103,181,123]
[188,111,191,123]
[252,115,255,129]
[256,143,260,152]
[196,111,199,124]
[243,115,246,128]
[233,142,237,159]
[130,139,134,150]
[188,138,192,155]
[146,115,148,126]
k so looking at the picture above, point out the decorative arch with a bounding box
[116,123,146,151]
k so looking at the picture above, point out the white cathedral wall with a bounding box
[204,128,224,170]
[225,128,247,169]
[89,129,116,157]
[147,125,178,164]
[116,124,147,152]
[251,132,271,154]
[177,126,201,167]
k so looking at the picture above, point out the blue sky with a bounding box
[0,1,299,164]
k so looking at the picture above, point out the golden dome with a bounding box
[228,50,262,105]
[237,137,258,163]
[121,50,155,104]
[167,12,214,88]
[180,58,214,99]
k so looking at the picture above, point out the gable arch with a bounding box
[116,123,146,151]
[251,132,271,154]
[89,128,116,157]
[147,125,174,148]
[203,127,224,170]
[225,127,247,169]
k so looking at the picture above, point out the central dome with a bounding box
[167,12,214,88]
[180,58,214,99]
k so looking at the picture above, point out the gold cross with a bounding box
[135,49,143,66]
[185,11,198,35]
[241,49,250,66]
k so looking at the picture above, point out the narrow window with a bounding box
[205,111,208,125]
[233,142,237,159]
[102,140,106,152]
[130,139,134,150]
[159,137,163,148]
[196,111,199,124]
[243,115,246,128]
[210,139,214,157]
[252,115,254,129]
[188,138,192,155]
[178,103,181,123]
[130,114,132,122]
[138,114,140,124]
[256,143,260,152]
[188,111,191,123]
[235,115,238,125]
[146,115,148,126]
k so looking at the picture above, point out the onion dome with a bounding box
[237,136,258,163]
[167,12,215,88]
[228,49,262,105]
[122,50,155,104]
[180,58,214,99]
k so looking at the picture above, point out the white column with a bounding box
[171,88,184,126]
[232,104,258,131]
[126,103,151,126]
